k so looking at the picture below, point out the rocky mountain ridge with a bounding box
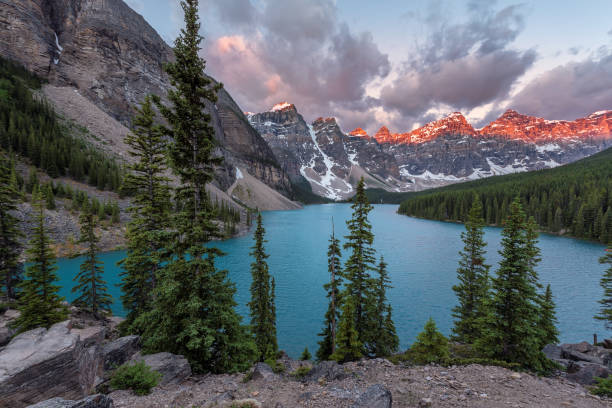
[0,0,298,210]
[250,104,612,199]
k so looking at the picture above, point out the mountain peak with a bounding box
[374,126,395,144]
[349,127,370,138]
[270,102,295,112]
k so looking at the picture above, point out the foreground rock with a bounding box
[132,352,191,385]
[544,341,612,385]
[103,336,140,370]
[27,394,114,408]
[0,321,102,407]
[109,359,609,408]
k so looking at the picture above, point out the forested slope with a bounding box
[0,56,123,191]
[398,146,612,243]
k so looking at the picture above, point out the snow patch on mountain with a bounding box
[271,102,292,112]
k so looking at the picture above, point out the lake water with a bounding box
[54,204,609,357]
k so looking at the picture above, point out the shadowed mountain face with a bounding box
[250,103,612,200]
[0,0,294,198]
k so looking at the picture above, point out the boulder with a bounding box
[304,361,348,383]
[251,362,277,381]
[134,352,191,385]
[566,361,611,385]
[0,309,19,347]
[0,321,102,408]
[351,384,392,408]
[542,344,562,360]
[102,335,140,370]
[26,394,114,408]
[563,349,604,365]
[603,339,612,350]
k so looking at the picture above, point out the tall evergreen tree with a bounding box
[12,192,67,333]
[371,256,399,356]
[411,318,450,364]
[0,156,22,300]
[72,201,112,319]
[340,177,377,356]
[317,221,343,361]
[596,244,612,329]
[476,197,548,372]
[452,197,491,344]
[248,213,277,361]
[538,284,559,347]
[119,95,171,328]
[137,0,255,373]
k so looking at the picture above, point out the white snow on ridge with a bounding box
[299,125,353,200]
[53,32,63,65]
[535,143,561,153]
[235,167,244,180]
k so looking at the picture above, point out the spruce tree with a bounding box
[0,156,22,301]
[137,0,255,373]
[371,256,399,356]
[317,221,343,361]
[538,284,559,347]
[452,197,490,344]
[300,347,312,361]
[72,201,112,318]
[331,295,362,363]
[119,95,171,328]
[476,197,548,372]
[13,192,67,333]
[340,177,377,355]
[596,244,612,329]
[248,212,277,361]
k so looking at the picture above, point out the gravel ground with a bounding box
[109,359,612,408]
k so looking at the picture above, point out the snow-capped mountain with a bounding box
[249,105,612,200]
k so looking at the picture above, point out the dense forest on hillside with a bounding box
[0,56,123,192]
[397,147,612,244]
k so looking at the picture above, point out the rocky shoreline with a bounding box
[1,309,611,408]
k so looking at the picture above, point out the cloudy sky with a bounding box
[126,0,612,134]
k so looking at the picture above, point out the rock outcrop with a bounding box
[132,352,191,386]
[27,394,114,408]
[544,341,612,385]
[0,321,102,407]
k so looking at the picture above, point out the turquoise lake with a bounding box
[54,204,609,358]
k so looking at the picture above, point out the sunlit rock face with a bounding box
[0,0,294,198]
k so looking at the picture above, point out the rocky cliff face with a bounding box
[0,0,294,201]
[251,105,612,199]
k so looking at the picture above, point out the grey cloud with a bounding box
[511,51,612,119]
[204,0,390,128]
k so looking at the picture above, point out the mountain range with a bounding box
[1,0,611,203]
[249,103,612,199]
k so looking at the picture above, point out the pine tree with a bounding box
[596,244,612,329]
[300,347,312,361]
[331,295,362,363]
[12,192,67,333]
[340,177,377,355]
[538,284,559,347]
[119,95,171,328]
[452,197,491,344]
[371,256,399,356]
[0,156,22,301]
[475,197,548,372]
[248,212,277,361]
[317,221,343,361]
[410,318,449,364]
[72,201,112,319]
[136,0,255,373]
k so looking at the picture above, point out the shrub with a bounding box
[110,361,161,395]
[291,365,312,379]
[592,376,612,396]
